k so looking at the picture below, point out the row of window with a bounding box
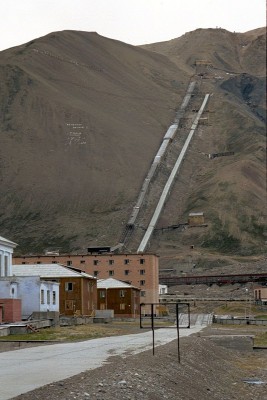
[64,282,95,292]
[93,269,145,277]
[40,290,56,305]
[99,289,127,298]
[92,258,145,266]
[21,259,146,266]
[99,303,128,310]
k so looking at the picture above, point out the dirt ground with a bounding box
[8,325,267,400]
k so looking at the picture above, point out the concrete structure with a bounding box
[97,278,140,318]
[12,264,97,316]
[188,212,205,226]
[254,286,267,304]
[13,254,159,314]
[0,275,59,319]
[159,284,168,295]
[0,236,17,277]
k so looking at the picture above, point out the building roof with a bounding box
[0,236,17,248]
[12,264,95,279]
[188,212,204,216]
[97,278,139,290]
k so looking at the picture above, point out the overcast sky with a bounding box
[0,0,265,51]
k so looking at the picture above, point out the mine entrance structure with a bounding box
[137,93,210,253]
[117,80,197,248]
[194,60,213,76]
[140,302,190,363]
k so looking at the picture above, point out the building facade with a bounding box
[13,253,159,314]
[97,278,140,318]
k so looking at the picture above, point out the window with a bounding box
[140,269,145,275]
[124,270,129,276]
[140,280,145,286]
[124,259,130,265]
[80,260,85,264]
[120,290,125,298]
[109,270,114,276]
[109,259,114,265]
[120,303,125,310]
[4,256,8,276]
[22,262,26,265]
[65,282,73,291]
[93,271,99,277]
[140,259,145,264]
[52,261,57,264]
[67,260,72,266]
[41,289,45,304]
[93,260,99,266]
[37,261,42,264]
[140,291,146,297]
[52,291,56,305]
[47,290,50,304]
[100,290,106,298]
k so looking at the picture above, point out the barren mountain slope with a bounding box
[0,28,265,257]
[142,27,266,76]
[0,30,187,253]
[141,28,266,258]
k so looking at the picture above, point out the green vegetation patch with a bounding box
[0,324,140,342]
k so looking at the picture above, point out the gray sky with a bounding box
[0,0,265,51]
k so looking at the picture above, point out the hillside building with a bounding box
[188,212,205,226]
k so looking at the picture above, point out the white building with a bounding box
[0,236,59,319]
[0,276,59,319]
[0,236,17,277]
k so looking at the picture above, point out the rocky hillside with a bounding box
[0,28,265,256]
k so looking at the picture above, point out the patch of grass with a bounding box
[255,314,267,320]
[254,331,267,346]
[0,322,141,342]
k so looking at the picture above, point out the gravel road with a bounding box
[10,326,267,400]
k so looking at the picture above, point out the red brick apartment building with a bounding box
[14,253,159,314]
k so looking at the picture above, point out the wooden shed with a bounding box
[97,278,140,318]
[188,212,205,226]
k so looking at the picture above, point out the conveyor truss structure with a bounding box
[113,80,210,253]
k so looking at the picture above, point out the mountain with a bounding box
[0,30,187,253]
[0,28,265,258]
